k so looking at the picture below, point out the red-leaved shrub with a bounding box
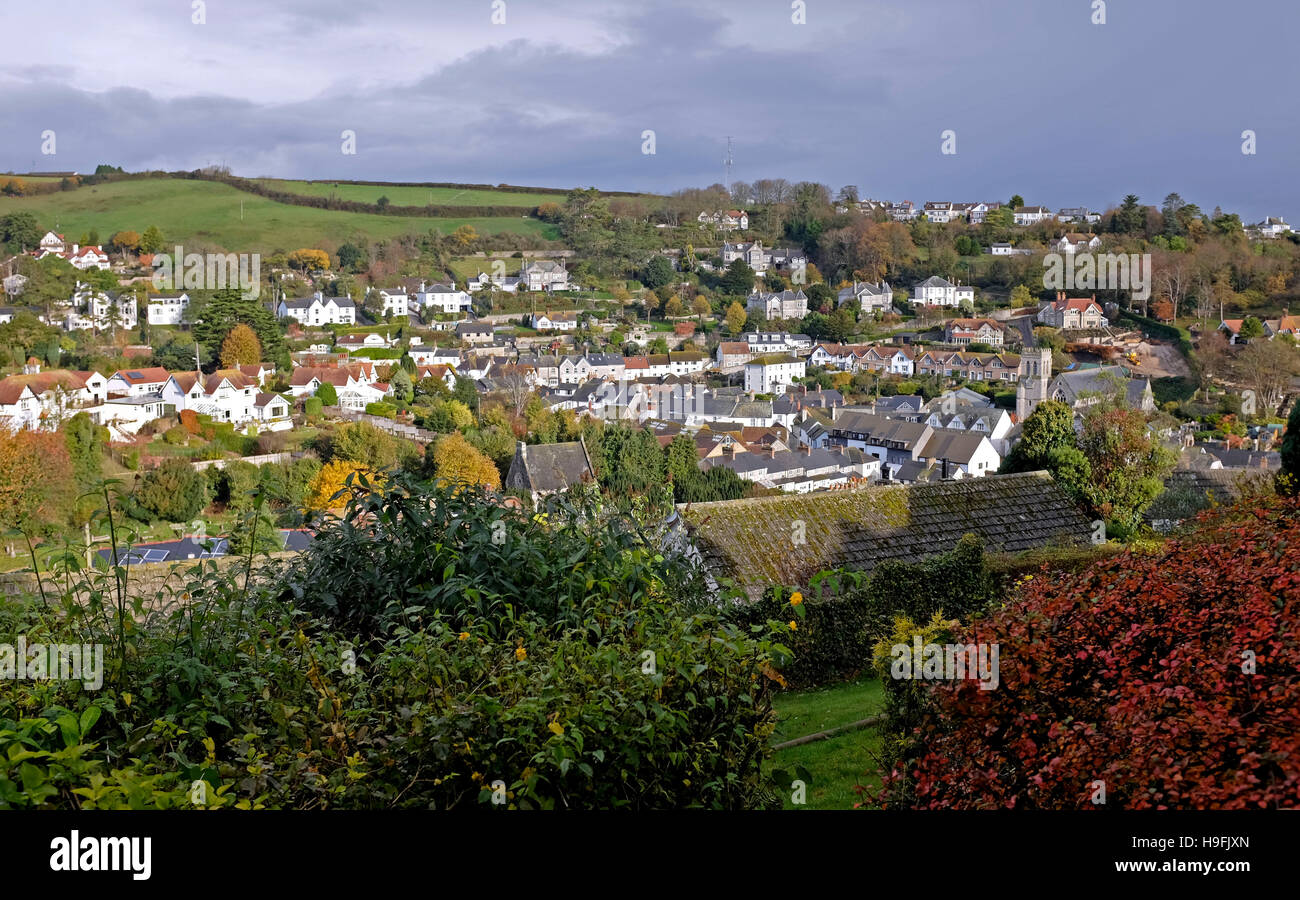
[881,496,1300,809]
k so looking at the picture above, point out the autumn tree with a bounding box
[725,300,747,334]
[219,323,263,368]
[288,249,331,271]
[305,460,380,511]
[427,432,501,491]
[691,295,711,321]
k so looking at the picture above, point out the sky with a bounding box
[0,0,1296,220]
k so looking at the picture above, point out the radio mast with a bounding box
[723,136,734,190]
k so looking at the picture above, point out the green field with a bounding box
[255,179,570,209]
[0,177,559,252]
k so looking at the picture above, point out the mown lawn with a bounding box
[0,178,559,252]
[769,676,888,810]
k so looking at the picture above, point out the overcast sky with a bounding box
[1,0,1295,219]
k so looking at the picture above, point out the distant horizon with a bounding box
[2,0,1295,222]
[0,168,1279,225]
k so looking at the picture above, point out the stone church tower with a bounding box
[1016,347,1052,421]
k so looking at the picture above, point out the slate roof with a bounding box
[504,438,596,495]
[680,471,1092,592]
[1143,468,1273,530]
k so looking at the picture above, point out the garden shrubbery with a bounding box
[876,495,1300,809]
[726,534,997,689]
[0,474,786,810]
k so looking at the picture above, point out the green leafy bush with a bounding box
[726,534,996,689]
[0,475,784,810]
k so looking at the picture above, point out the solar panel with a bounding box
[128,371,143,378]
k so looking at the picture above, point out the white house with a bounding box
[1053,233,1102,255]
[1013,206,1054,226]
[412,282,472,314]
[744,354,806,393]
[374,288,410,318]
[147,292,191,325]
[277,292,357,326]
[106,366,171,397]
[336,332,397,352]
[913,276,974,307]
[65,283,137,331]
[467,271,522,293]
[161,370,262,424]
[531,311,578,331]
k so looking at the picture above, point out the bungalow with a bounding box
[336,332,397,352]
[530,311,578,332]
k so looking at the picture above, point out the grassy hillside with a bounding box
[0,177,560,252]
[254,179,567,208]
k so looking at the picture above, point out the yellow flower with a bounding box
[790,592,803,606]
[458,632,470,641]
[788,620,798,632]
[515,646,527,661]
[547,722,564,737]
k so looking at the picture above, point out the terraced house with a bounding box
[808,342,915,376]
[914,349,1021,383]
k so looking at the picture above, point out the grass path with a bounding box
[770,676,888,810]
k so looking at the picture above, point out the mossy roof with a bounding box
[679,470,1091,589]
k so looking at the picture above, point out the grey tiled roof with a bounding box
[680,471,1092,591]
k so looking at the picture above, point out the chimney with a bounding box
[801,444,810,455]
